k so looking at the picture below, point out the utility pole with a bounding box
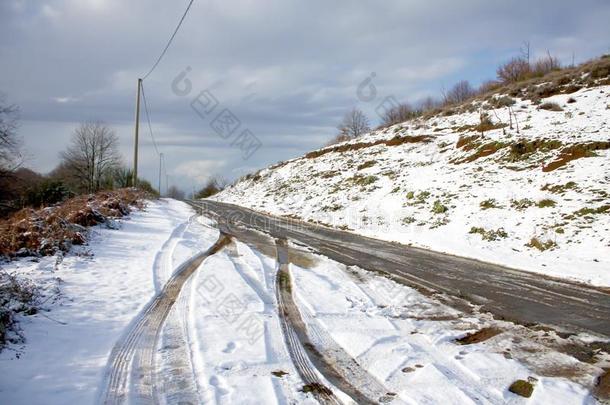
[158,152,164,196]
[132,78,142,187]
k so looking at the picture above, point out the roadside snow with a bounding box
[0,199,209,405]
[289,248,598,404]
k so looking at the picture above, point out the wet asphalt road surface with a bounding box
[187,200,610,337]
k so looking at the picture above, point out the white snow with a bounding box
[289,246,599,404]
[170,237,320,404]
[0,199,217,405]
[214,85,610,286]
[1,198,604,403]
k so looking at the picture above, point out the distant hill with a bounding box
[213,56,610,286]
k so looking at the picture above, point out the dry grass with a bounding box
[594,369,610,402]
[469,227,508,241]
[452,141,508,164]
[539,102,563,112]
[304,134,433,159]
[456,327,502,344]
[542,142,610,172]
[0,188,150,257]
[507,139,563,162]
[526,237,557,251]
[537,199,557,208]
[0,272,39,348]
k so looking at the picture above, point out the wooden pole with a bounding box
[158,152,163,195]
[132,78,142,187]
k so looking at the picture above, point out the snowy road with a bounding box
[188,200,610,337]
[99,234,229,404]
[2,199,606,404]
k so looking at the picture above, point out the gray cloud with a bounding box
[1,0,609,192]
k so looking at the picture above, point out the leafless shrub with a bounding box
[444,80,475,104]
[337,108,370,139]
[497,57,532,83]
[532,52,561,77]
[381,102,418,126]
[478,80,503,94]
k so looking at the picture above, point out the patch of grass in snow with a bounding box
[431,200,448,214]
[357,160,376,170]
[271,370,288,378]
[304,135,432,160]
[572,205,610,217]
[538,101,563,111]
[541,181,577,194]
[510,198,535,210]
[508,379,535,398]
[319,170,339,179]
[452,141,509,164]
[300,383,333,396]
[480,198,502,210]
[402,216,416,224]
[536,198,557,208]
[456,327,502,344]
[506,139,563,162]
[351,174,378,186]
[542,141,610,172]
[406,191,431,205]
[469,227,508,241]
[526,237,557,251]
[489,95,515,108]
[321,204,342,212]
[429,217,450,228]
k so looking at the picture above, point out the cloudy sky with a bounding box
[1,0,609,193]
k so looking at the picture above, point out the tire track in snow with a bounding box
[97,234,230,405]
[276,238,393,405]
[340,270,502,404]
[156,275,200,405]
[152,219,190,292]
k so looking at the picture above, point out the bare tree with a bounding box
[60,122,122,193]
[445,80,475,104]
[337,108,370,139]
[0,96,21,179]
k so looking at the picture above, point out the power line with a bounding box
[140,82,159,155]
[141,0,196,80]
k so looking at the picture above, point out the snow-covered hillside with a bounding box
[215,67,610,286]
